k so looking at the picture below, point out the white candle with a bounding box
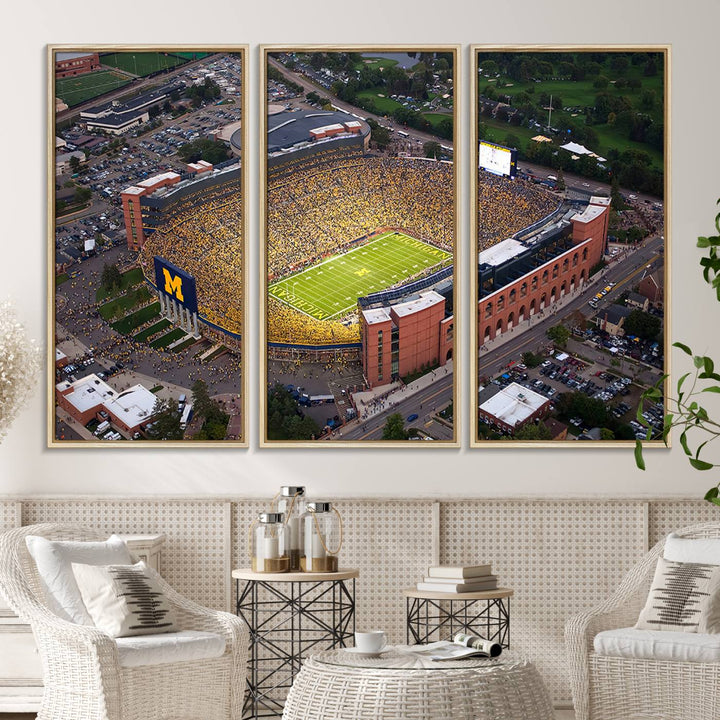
[289,517,300,549]
[311,532,326,559]
[264,536,279,560]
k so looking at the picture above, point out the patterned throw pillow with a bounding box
[71,561,178,638]
[635,557,720,633]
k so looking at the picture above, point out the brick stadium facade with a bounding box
[360,291,453,388]
[55,52,100,78]
[478,197,610,345]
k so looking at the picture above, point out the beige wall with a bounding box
[1,1,720,498]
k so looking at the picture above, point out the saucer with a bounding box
[343,647,390,657]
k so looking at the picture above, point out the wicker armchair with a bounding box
[565,521,720,720]
[0,524,248,720]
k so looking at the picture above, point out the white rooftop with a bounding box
[392,291,445,318]
[310,123,345,135]
[591,196,611,207]
[478,238,527,267]
[362,307,391,325]
[55,348,67,362]
[138,172,181,188]
[345,121,362,128]
[479,382,548,427]
[56,374,116,413]
[122,186,145,196]
[572,204,606,223]
[105,384,158,428]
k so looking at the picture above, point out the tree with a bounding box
[178,138,230,165]
[266,385,320,441]
[555,168,566,191]
[513,422,552,441]
[610,176,627,211]
[69,155,82,174]
[101,263,122,291]
[75,186,91,204]
[381,413,409,440]
[522,351,543,368]
[191,379,215,420]
[423,141,441,159]
[365,119,390,150]
[146,398,183,440]
[546,324,570,348]
[623,310,661,341]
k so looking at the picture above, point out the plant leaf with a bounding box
[634,440,646,471]
[705,486,720,501]
[680,430,691,456]
[701,386,720,393]
[694,356,705,369]
[689,458,715,471]
[673,342,692,356]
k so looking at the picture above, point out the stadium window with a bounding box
[552,264,559,279]
[497,296,505,311]
[542,270,549,285]
[582,248,588,261]
[573,253,578,267]
[509,289,516,305]
[520,282,527,297]
[531,277,538,291]
[484,302,493,319]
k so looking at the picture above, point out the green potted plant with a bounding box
[635,199,720,506]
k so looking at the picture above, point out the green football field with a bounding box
[100,52,188,77]
[268,232,451,321]
[55,70,132,107]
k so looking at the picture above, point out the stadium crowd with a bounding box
[477,172,557,251]
[139,180,244,337]
[266,151,453,346]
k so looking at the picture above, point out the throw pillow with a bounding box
[25,534,133,624]
[664,532,720,565]
[71,560,178,638]
[636,557,720,633]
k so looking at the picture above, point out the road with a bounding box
[340,373,454,441]
[268,57,454,151]
[478,235,665,380]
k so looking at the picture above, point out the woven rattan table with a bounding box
[282,647,554,720]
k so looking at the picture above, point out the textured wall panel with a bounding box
[649,500,720,545]
[0,502,18,532]
[22,500,228,610]
[440,500,646,704]
[232,499,434,646]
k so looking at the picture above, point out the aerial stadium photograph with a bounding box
[472,47,668,445]
[50,46,247,445]
[262,47,458,445]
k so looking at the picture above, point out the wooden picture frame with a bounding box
[260,45,460,447]
[49,45,248,446]
[470,45,670,447]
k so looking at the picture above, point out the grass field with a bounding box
[112,303,160,335]
[268,232,451,321]
[100,52,187,77]
[56,71,131,107]
[133,318,172,343]
[96,268,144,302]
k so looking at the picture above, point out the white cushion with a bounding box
[595,627,720,663]
[115,630,226,668]
[664,532,720,565]
[25,535,133,625]
[72,561,178,638]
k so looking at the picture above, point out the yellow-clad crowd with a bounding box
[139,180,244,337]
[267,153,453,346]
[477,172,557,251]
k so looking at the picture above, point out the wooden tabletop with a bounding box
[403,587,513,601]
[233,568,359,582]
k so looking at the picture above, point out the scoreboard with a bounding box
[479,141,518,178]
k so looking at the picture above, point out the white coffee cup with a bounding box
[354,630,387,654]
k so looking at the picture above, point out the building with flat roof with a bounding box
[478,382,551,435]
[360,290,453,388]
[266,110,370,155]
[55,52,100,78]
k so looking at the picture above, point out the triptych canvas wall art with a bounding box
[48,45,668,449]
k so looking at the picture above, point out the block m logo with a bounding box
[162,268,184,302]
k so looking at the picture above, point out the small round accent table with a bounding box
[233,568,359,719]
[404,587,514,648]
[282,647,554,720]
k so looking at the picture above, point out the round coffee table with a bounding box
[282,646,554,720]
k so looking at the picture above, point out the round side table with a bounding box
[282,647,554,720]
[404,587,514,647]
[233,568,359,719]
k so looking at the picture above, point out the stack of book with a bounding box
[416,564,498,593]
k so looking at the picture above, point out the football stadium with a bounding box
[265,110,454,359]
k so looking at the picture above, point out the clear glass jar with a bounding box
[277,486,306,571]
[301,501,342,573]
[251,513,290,573]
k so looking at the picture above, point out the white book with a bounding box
[422,574,496,585]
[427,564,492,579]
[416,580,498,593]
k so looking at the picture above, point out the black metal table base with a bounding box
[236,578,356,719]
[406,596,510,648]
